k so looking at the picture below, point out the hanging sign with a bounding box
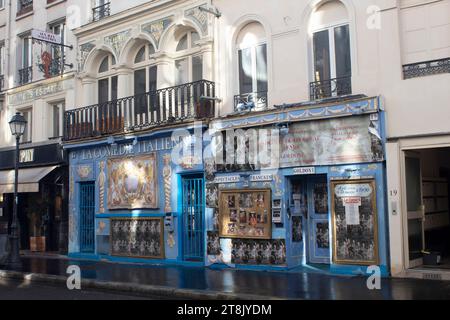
[31,29,61,45]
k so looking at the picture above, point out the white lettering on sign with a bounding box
[32,29,62,45]
[335,184,373,198]
[214,176,240,184]
[19,149,34,163]
[250,174,273,182]
[293,167,316,175]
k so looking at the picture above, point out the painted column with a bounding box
[80,75,96,107]
[199,40,214,81]
[153,53,172,89]
[114,64,133,99]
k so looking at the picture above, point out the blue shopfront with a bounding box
[65,96,390,276]
[204,96,390,276]
[65,125,208,265]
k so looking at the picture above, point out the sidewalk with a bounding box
[1,256,450,300]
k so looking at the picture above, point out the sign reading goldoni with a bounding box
[32,29,62,45]
[280,115,383,168]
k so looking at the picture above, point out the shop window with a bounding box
[235,22,268,111]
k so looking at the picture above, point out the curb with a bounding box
[0,269,283,300]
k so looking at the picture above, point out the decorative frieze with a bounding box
[104,30,132,59]
[142,17,173,49]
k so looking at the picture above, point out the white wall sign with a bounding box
[335,184,373,198]
[214,176,240,184]
[293,167,316,175]
[32,29,62,45]
[250,174,273,182]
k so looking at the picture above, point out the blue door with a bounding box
[307,176,331,264]
[79,182,95,253]
[182,175,205,261]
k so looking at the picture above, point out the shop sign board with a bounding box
[293,167,316,175]
[280,115,383,168]
[214,175,240,184]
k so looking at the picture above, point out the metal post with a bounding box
[4,135,22,269]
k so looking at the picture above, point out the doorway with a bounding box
[181,174,205,261]
[79,182,95,253]
[404,148,450,270]
[290,175,330,264]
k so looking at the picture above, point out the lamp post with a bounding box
[4,112,27,269]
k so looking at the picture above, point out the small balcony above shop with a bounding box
[309,76,352,101]
[63,80,215,142]
[92,1,111,22]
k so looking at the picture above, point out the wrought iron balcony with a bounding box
[64,80,215,141]
[234,91,268,112]
[309,76,352,100]
[403,58,450,80]
[18,66,33,85]
[18,0,33,16]
[92,2,111,22]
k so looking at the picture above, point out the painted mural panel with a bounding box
[219,189,272,239]
[111,218,164,259]
[280,115,383,168]
[107,154,158,210]
[231,239,286,265]
[331,179,379,265]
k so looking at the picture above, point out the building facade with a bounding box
[0,0,448,278]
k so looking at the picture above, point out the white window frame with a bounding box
[236,38,267,94]
[48,101,65,139]
[18,107,33,143]
[97,55,117,103]
[310,21,351,83]
[133,44,158,93]
[174,31,203,85]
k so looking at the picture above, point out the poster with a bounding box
[231,239,286,265]
[316,222,329,249]
[280,115,383,168]
[292,216,303,242]
[331,180,379,265]
[110,218,164,259]
[219,189,272,239]
[107,154,158,210]
[206,183,218,208]
[314,182,329,214]
[207,231,221,255]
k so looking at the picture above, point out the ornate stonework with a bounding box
[142,17,173,49]
[104,30,132,59]
[163,154,172,213]
[78,42,95,71]
[98,161,106,214]
[185,5,209,35]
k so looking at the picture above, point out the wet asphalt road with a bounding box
[0,278,152,300]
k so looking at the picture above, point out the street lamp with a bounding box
[3,112,27,269]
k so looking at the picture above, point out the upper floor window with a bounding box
[98,55,117,104]
[46,19,67,77]
[20,108,33,143]
[19,34,33,85]
[0,42,5,91]
[17,0,33,16]
[134,43,158,115]
[235,22,268,111]
[93,0,111,22]
[49,101,65,139]
[174,30,203,85]
[310,0,352,100]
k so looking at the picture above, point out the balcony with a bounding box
[309,76,352,101]
[19,67,33,85]
[92,2,111,22]
[64,80,215,142]
[17,0,33,16]
[403,58,450,80]
[234,91,268,112]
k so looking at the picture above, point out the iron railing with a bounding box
[92,2,111,22]
[309,76,352,100]
[234,91,268,111]
[403,58,450,79]
[64,80,215,141]
[18,66,33,85]
[18,0,33,15]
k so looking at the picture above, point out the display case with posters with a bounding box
[331,179,379,265]
[219,189,272,239]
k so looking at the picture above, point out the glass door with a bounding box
[405,152,425,268]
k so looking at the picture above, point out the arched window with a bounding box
[236,22,268,109]
[310,0,352,99]
[97,54,117,104]
[133,43,158,115]
[174,30,203,85]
